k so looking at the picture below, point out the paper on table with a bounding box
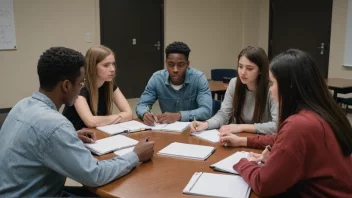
[158,142,215,160]
[191,129,220,143]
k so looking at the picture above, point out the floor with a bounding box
[65,98,352,187]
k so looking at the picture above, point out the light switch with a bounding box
[132,38,136,45]
[85,32,92,43]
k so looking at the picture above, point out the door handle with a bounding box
[317,42,325,55]
[154,41,160,51]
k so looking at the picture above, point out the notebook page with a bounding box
[211,151,249,174]
[191,129,220,143]
[119,120,150,130]
[85,135,138,155]
[189,172,250,198]
[96,124,128,135]
[114,147,135,156]
[158,142,215,160]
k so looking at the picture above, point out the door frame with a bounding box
[99,0,165,69]
[267,0,333,67]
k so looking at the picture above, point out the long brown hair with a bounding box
[270,49,352,156]
[85,45,115,115]
[232,46,269,124]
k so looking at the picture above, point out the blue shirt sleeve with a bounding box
[179,73,212,121]
[136,75,158,120]
[42,122,139,187]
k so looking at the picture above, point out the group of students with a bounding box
[0,41,351,197]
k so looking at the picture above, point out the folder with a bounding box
[210,151,249,174]
[157,142,215,160]
[183,172,251,198]
[84,135,138,155]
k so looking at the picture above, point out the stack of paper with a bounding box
[96,120,150,135]
[84,135,138,155]
[157,142,215,160]
[190,129,220,143]
[151,122,190,132]
[183,172,251,198]
[210,151,249,174]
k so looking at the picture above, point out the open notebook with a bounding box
[84,135,138,155]
[190,129,220,143]
[96,120,150,135]
[210,151,249,174]
[183,172,251,198]
[157,142,215,160]
[151,122,190,132]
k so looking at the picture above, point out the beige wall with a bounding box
[329,0,352,78]
[0,0,100,108]
[0,0,351,108]
[165,0,246,78]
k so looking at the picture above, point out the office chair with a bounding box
[210,69,237,100]
[337,97,352,115]
[212,99,222,116]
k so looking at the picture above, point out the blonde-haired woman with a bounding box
[63,45,132,130]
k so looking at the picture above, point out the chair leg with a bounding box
[347,105,349,115]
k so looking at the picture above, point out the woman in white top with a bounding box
[190,46,278,134]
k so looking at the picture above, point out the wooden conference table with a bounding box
[326,78,352,101]
[87,128,261,198]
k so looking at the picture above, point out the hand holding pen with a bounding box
[133,136,155,162]
[143,106,158,126]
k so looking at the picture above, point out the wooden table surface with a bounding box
[326,78,352,89]
[208,80,228,92]
[87,128,260,198]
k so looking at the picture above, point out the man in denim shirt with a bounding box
[0,47,155,197]
[136,42,212,125]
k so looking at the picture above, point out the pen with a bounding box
[128,128,152,133]
[147,106,158,123]
[145,136,149,142]
[193,116,197,128]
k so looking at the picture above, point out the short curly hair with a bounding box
[37,47,85,91]
[165,41,191,61]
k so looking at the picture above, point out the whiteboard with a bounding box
[344,0,352,67]
[0,0,16,50]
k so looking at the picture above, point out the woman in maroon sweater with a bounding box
[220,49,352,197]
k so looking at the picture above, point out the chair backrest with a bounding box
[212,100,222,116]
[211,69,237,81]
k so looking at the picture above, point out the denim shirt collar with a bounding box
[164,68,191,86]
[32,91,57,111]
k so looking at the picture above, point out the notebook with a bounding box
[114,146,135,156]
[190,129,220,143]
[84,135,138,155]
[151,122,190,132]
[96,120,150,135]
[210,151,249,174]
[157,142,215,160]
[183,172,251,198]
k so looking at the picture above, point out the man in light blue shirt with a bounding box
[136,42,212,125]
[0,47,155,197]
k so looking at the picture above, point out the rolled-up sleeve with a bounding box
[43,123,139,187]
[179,74,212,121]
[136,75,158,120]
